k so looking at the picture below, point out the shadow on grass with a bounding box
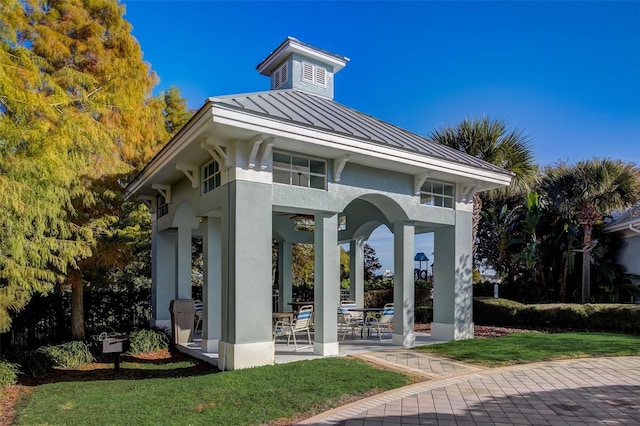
[18,348,219,386]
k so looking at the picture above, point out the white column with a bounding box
[151,226,175,331]
[393,221,415,347]
[349,239,365,307]
[277,241,293,312]
[175,226,192,299]
[202,217,221,353]
[218,181,274,370]
[313,212,340,356]
[432,205,474,341]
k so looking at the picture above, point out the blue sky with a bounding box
[123,1,640,273]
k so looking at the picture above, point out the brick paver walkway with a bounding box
[298,352,640,425]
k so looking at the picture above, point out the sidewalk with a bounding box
[298,351,640,425]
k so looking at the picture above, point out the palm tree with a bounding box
[430,117,537,265]
[541,159,640,302]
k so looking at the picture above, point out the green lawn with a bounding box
[415,332,640,366]
[15,332,640,425]
[15,357,410,425]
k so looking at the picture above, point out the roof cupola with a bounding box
[256,37,349,100]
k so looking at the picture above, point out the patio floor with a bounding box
[176,331,446,368]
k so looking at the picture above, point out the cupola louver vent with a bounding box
[273,62,288,89]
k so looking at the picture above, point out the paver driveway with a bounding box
[298,351,640,425]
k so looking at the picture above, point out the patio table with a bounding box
[272,312,294,324]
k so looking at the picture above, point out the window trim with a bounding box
[272,150,327,190]
[420,180,455,209]
[157,194,169,217]
[201,159,221,195]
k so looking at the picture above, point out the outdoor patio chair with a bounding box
[337,312,361,340]
[337,300,363,339]
[273,304,313,351]
[367,303,394,341]
[194,300,204,332]
[339,300,361,317]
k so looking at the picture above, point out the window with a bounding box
[201,159,221,194]
[273,62,288,89]
[272,151,326,190]
[420,180,454,208]
[157,194,169,217]
[301,62,327,87]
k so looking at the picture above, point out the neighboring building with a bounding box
[605,204,640,303]
[126,37,513,370]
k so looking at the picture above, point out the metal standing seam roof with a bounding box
[605,203,640,229]
[210,89,511,176]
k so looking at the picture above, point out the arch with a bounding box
[339,194,409,242]
[171,201,200,229]
[349,194,409,223]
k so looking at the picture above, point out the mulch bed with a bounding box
[0,325,539,425]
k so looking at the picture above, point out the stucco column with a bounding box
[202,216,221,353]
[432,204,474,341]
[349,239,365,307]
[314,212,340,356]
[277,241,293,312]
[392,221,415,347]
[175,226,192,299]
[218,181,274,370]
[151,226,176,331]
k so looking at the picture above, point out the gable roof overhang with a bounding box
[604,204,640,235]
[126,91,514,199]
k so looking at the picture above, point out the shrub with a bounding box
[473,298,525,326]
[127,328,169,354]
[364,289,393,307]
[36,341,95,369]
[0,359,19,388]
[415,306,433,323]
[17,349,55,378]
[474,298,640,333]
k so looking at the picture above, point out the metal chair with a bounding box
[368,303,394,341]
[273,304,313,351]
[194,300,204,332]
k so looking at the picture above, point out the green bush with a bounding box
[36,341,95,369]
[0,359,19,388]
[415,306,433,323]
[14,348,56,378]
[127,328,169,354]
[364,289,393,307]
[474,298,640,333]
[473,298,525,326]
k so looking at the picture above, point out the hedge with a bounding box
[474,298,640,333]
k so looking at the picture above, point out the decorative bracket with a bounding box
[461,181,481,203]
[259,139,274,170]
[176,163,198,189]
[248,135,263,169]
[151,184,171,204]
[413,173,430,195]
[201,137,228,167]
[138,195,156,213]
[334,155,350,182]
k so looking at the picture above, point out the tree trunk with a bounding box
[580,223,593,304]
[472,192,482,268]
[70,269,85,340]
[561,257,568,302]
